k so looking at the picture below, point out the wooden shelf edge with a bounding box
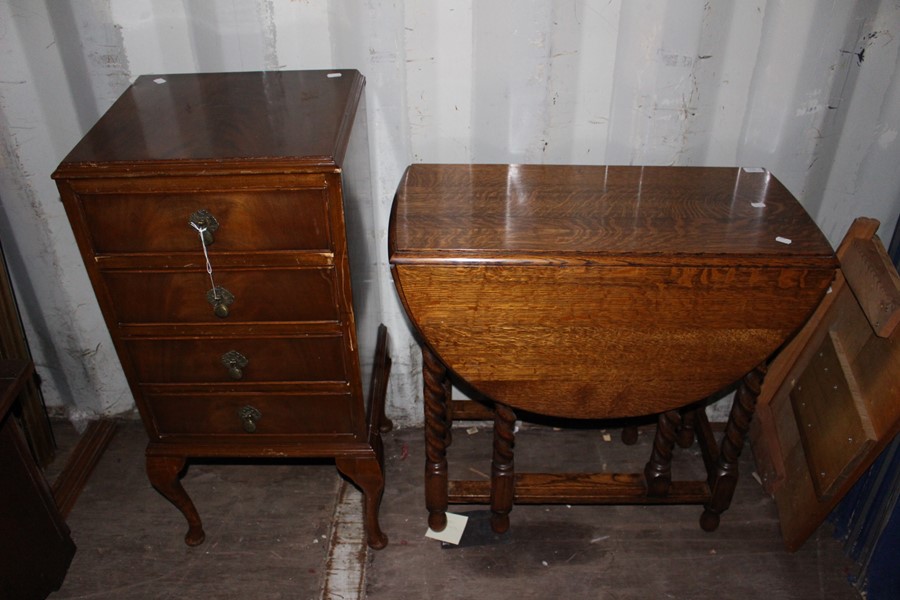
[51,419,118,519]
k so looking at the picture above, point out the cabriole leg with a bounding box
[336,455,388,549]
[145,452,205,546]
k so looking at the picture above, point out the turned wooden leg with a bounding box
[443,376,453,448]
[676,407,697,448]
[336,455,388,550]
[691,406,720,478]
[423,345,450,532]
[621,425,639,445]
[644,410,681,497]
[700,363,766,532]
[145,452,205,546]
[490,402,516,534]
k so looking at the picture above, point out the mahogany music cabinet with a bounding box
[53,70,390,549]
[390,164,837,535]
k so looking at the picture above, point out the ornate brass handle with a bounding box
[221,350,248,380]
[237,405,261,433]
[207,286,234,318]
[189,209,219,246]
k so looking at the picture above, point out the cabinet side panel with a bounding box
[342,88,381,407]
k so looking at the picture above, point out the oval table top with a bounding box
[390,164,836,418]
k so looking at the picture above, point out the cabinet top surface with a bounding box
[390,164,836,266]
[54,70,364,176]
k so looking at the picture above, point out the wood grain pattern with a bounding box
[746,218,900,550]
[391,163,837,536]
[54,70,389,549]
[391,164,836,263]
[145,392,354,436]
[391,164,835,420]
[395,263,832,418]
[78,186,331,254]
[749,219,882,494]
[55,70,362,175]
[448,474,711,504]
[102,267,339,324]
[790,331,875,500]
[840,236,900,337]
[125,335,346,383]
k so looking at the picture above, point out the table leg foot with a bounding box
[145,453,205,546]
[428,511,448,532]
[490,512,511,534]
[423,345,450,532]
[699,509,721,532]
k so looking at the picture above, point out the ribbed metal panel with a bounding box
[0,0,898,424]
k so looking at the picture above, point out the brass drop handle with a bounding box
[189,209,219,246]
[207,286,235,318]
[221,350,248,380]
[238,405,261,433]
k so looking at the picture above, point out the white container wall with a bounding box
[1,0,898,426]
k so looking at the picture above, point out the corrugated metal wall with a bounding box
[1,0,898,425]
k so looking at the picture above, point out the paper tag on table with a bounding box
[425,512,468,545]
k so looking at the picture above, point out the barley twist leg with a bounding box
[644,410,682,497]
[423,345,450,532]
[701,362,766,531]
[490,402,517,534]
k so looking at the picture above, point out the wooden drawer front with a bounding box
[103,267,339,324]
[79,188,330,254]
[145,392,354,436]
[125,336,347,383]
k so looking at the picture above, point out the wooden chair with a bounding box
[750,217,900,550]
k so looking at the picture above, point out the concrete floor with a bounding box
[46,418,860,599]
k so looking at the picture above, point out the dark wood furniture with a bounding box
[389,164,836,534]
[0,239,55,468]
[1,359,75,598]
[750,217,900,550]
[53,70,390,549]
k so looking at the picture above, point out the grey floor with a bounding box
[46,418,860,600]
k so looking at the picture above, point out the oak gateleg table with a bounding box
[388,164,837,535]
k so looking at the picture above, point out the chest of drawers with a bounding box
[53,70,390,549]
